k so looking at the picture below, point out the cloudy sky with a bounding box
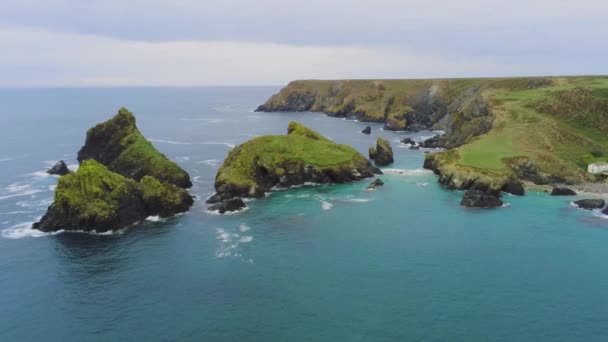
[1,0,607,86]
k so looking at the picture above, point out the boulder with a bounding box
[369,138,394,166]
[361,126,371,134]
[47,160,70,176]
[574,199,605,210]
[401,137,415,145]
[208,197,247,214]
[366,178,384,190]
[501,179,525,196]
[460,189,503,208]
[551,187,577,196]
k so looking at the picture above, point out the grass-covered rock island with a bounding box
[34,108,193,232]
[258,76,608,207]
[207,122,381,213]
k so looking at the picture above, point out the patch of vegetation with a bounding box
[78,107,191,188]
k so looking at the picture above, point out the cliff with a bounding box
[258,77,608,192]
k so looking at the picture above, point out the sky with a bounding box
[1,0,607,86]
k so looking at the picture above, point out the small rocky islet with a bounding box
[207,121,381,213]
[34,108,194,232]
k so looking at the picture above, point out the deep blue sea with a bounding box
[1,87,608,341]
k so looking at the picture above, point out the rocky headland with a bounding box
[257,76,608,208]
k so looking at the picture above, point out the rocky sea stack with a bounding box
[208,121,381,213]
[369,138,394,166]
[34,108,193,232]
[78,108,192,188]
[47,160,70,176]
[574,199,605,210]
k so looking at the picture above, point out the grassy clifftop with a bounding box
[259,76,608,186]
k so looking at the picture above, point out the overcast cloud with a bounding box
[1,0,606,86]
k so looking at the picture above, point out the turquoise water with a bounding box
[1,87,608,341]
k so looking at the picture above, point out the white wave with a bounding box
[0,210,33,215]
[49,185,57,191]
[67,164,79,171]
[320,200,333,210]
[201,142,236,149]
[416,182,429,187]
[239,236,253,243]
[0,189,44,201]
[382,168,432,176]
[205,206,249,216]
[195,159,220,166]
[239,224,251,232]
[1,222,56,239]
[149,138,193,145]
[27,170,51,179]
[146,215,162,222]
[215,228,240,258]
[342,198,371,203]
[0,154,29,163]
[175,156,191,162]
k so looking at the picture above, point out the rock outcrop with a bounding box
[77,108,192,188]
[366,178,384,190]
[47,160,70,176]
[551,187,577,196]
[208,122,381,212]
[418,134,447,149]
[574,199,605,210]
[34,108,194,232]
[460,189,503,208]
[208,197,247,214]
[361,126,371,134]
[34,160,193,232]
[369,138,394,166]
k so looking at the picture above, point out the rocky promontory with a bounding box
[34,108,193,232]
[208,122,381,212]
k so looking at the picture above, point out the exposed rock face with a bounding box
[361,126,371,134]
[369,138,394,166]
[419,134,447,149]
[551,187,577,196]
[574,199,605,210]
[501,179,525,196]
[77,108,192,188]
[47,160,70,176]
[460,189,503,208]
[34,160,193,232]
[208,197,246,214]
[366,178,384,190]
[401,138,415,145]
[209,122,381,213]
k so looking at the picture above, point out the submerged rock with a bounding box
[369,138,394,166]
[77,108,192,188]
[401,137,415,145]
[209,122,381,213]
[47,160,70,176]
[366,178,384,190]
[460,189,503,208]
[34,160,193,232]
[551,187,577,196]
[574,199,605,210]
[361,126,371,134]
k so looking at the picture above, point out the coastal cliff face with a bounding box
[259,77,608,190]
[208,122,381,212]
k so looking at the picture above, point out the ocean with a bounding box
[1,87,608,341]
